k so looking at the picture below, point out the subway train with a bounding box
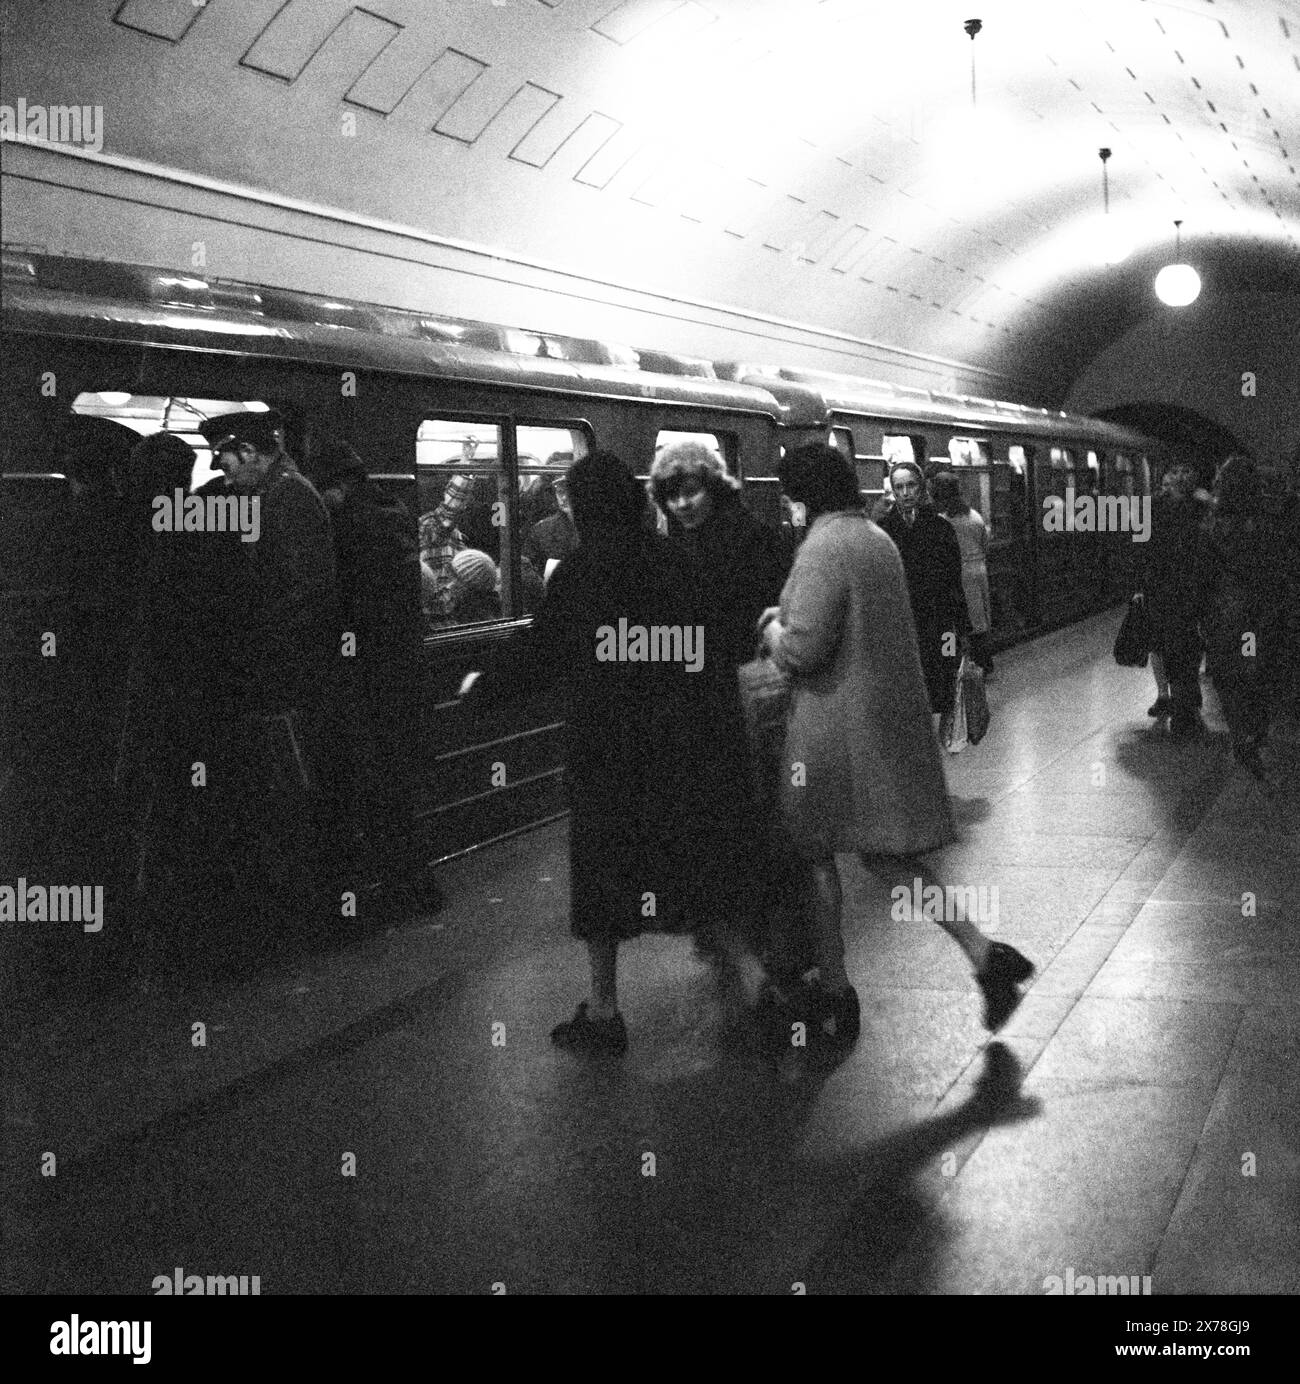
[0,250,1164,870]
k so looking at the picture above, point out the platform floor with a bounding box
[6,609,1298,1295]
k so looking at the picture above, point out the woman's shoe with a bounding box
[1148,696,1172,717]
[975,942,1034,1032]
[550,1002,628,1055]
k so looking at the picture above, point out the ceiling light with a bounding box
[1092,149,1132,265]
[1154,220,1201,306]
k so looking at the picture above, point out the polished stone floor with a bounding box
[6,610,1298,1295]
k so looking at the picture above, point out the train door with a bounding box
[1035,443,1081,626]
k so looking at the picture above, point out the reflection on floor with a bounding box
[6,609,1298,1295]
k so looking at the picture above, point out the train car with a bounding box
[1,250,1159,885]
[0,251,817,876]
[720,363,1160,646]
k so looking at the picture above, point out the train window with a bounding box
[882,434,927,468]
[416,418,517,630]
[828,427,854,459]
[516,425,590,585]
[1049,446,1075,470]
[1007,445,1030,475]
[655,430,727,465]
[949,437,991,467]
[855,458,885,494]
[70,392,270,489]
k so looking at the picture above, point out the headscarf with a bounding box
[888,459,926,489]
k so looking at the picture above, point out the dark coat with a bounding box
[1194,510,1280,744]
[667,491,790,669]
[329,480,423,709]
[250,458,338,713]
[522,508,578,575]
[876,503,969,712]
[1139,493,1208,659]
[466,526,754,940]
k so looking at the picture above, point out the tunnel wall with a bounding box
[1065,292,1300,475]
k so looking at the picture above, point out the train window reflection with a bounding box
[70,392,269,489]
[882,434,922,466]
[949,437,991,467]
[828,427,854,459]
[416,418,511,630]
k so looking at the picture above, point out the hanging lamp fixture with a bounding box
[1154,219,1201,305]
[1093,147,1132,265]
[964,19,983,108]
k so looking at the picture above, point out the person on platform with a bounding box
[308,441,441,918]
[761,443,1034,1044]
[876,459,970,715]
[459,449,753,1054]
[197,412,339,922]
[1195,455,1279,779]
[1135,462,1208,740]
[931,472,995,676]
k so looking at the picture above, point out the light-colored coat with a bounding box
[944,508,992,635]
[772,510,957,857]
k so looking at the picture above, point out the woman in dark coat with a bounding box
[649,441,790,668]
[649,441,795,979]
[460,449,753,1053]
[1195,456,1280,779]
[876,460,970,714]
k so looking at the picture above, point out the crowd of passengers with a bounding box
[12,409,1299,1052]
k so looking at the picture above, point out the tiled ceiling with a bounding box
[3,0,1298,398]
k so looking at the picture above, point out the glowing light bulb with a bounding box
[1154,263,1201,306]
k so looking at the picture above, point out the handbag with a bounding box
[1113,597,1151,668]
[737,643,792,808]
[962,656,990,745]
[941,660,969,754]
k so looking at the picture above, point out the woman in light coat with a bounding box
[761,443,1033,1042]
[931,472,994,674]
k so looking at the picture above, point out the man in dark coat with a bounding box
[876,460,970,713]
[198,412,339,922]
[1194,456,1282,779]
[308,441,439,916]
[461,449,753,1054]
[1136,463,1208,739]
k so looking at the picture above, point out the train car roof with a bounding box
[717,364,1156,450]
[2,251,1157,449]
[1,251,808,422]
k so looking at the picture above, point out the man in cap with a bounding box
[308,441,441,916]
[199,411,339,931]
[200,411,337,707]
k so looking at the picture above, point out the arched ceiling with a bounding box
[2,0,1299,402]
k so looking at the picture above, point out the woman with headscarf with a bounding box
[1195,456,1279,779]
[459,449,754,1053]
[876,459,970,714]
[760,444,1033,1045]
[931,472,994,675]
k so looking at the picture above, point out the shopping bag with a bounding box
[941,663,969,754]
[1113,597,1150,668]
[962,657,990,745]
